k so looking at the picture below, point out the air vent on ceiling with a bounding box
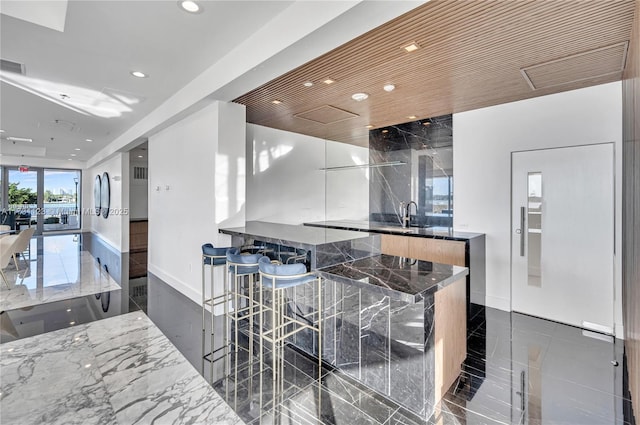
[133,166,148,180]
[520,41,629,90]
[0,59,26,75]
[294,105,359,125]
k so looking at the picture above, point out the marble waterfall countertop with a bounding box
[304,219,484,241]
[317,254,469,304]
[0,312,245,425]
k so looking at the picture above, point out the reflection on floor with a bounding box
[0,250,121,311]
[148,273,635,425]
[0,235,635,425]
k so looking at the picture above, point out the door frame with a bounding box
[509,142,616,334]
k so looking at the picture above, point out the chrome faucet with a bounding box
[401,201,418,228]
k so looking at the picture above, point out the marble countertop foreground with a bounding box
[0,312,244,425]
[318,254,469,303]
[220,220,374,246]
[304,220,484,241]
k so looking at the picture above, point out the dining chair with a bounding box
[0,234,20,289]
[11,227,35,270]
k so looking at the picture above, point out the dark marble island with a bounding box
[304,219,485,318]
[219,222,470,422]
[317,255,468,421]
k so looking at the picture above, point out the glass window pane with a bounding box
[8,169,37,231]
[44,169,81,231]
[528,172,542,287]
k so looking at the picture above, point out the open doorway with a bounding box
[128,142,149,310]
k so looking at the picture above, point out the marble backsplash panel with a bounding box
[369,115,453,227]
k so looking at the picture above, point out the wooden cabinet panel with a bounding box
[380,234,409,257]
[434,278,467,401]
[408,237,465,266]
[381,233,466,266]
[130,221,148,251]
[129,220,148,278]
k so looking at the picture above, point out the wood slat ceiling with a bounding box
[234,0,637,147]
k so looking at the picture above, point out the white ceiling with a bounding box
[0,0,294,162]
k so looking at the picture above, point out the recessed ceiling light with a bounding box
[130,71,147,78]
[383,84,395,92]
[432,151,438,155]
[303,81,313,87]
[271,100,282,105]
[381,129,389,133]
[70,154,77,157]
[6,137,32,142]
[74,148,81,151]
[422,122,431,126]
[407,115,417,120]
[403,42,420,52]
[351,93,369,102]
[323,79,335,85]
[366,125,374,129]
[179,0,202,13]
[68,158,72,161]
[0,129,4,133]
[138,155,143,158]
[85,138,93,142]
[66,308,71,312]
[69,321,76,325]
[84,364,92,368]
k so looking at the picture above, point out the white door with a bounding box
[511,144,614,333]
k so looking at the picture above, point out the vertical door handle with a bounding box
[520,206,526,256]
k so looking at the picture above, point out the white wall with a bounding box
[246,123,369,224]
[148,101,245,305]
[325,141,370,221]
[129,158,148,220]
[454,82,624,336]
[82,152,129,252]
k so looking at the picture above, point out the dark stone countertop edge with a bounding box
[219,222,376,247]
[304,221,484,242]
[316,262,469,304]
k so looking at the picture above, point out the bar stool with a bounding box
[225,248,262,359]
[257,256,322,387]
[201,243,232,382]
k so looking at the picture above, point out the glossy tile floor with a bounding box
[148,274,636,425]
[0,247,121,311]
[1,234,636,424]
